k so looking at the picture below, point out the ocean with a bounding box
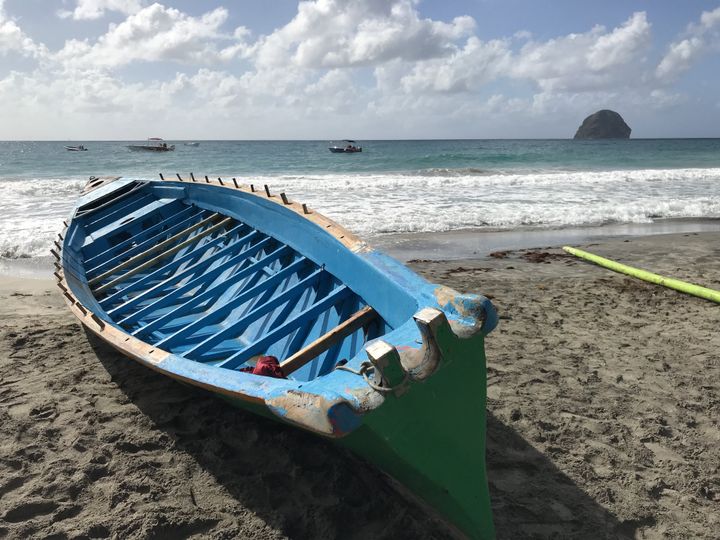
[1,139,720,261]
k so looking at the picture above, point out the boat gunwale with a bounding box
[160,174,367,252]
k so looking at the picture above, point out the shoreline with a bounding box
[372,217,720,261]
[3,217,720,279]
[1,230,718,538]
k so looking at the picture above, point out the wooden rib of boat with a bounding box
[55,174,498,539]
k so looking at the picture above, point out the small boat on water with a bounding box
[184,142,200,147]
[329,140,362,153]
[54,174,497,539]
[127,138,175,152]
[65,145,88,152]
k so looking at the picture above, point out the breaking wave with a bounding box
[1,167,720,259]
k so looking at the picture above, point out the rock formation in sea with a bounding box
[573,110,631,139]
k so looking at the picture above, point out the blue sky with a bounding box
[0,0,719,139]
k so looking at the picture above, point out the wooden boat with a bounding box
[65,145,88,151]
[127,138,175,152]
[329,140,362,153]
[54,174,497,539]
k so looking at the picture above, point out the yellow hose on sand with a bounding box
[563,246,720,304]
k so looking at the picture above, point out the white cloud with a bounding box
[0,0,709,139]
[58,0,144,20]
[252,0,475,68]
[511,12,651,92]
[0,0,47,58]
[55,3,237,68]
[377,12,652,99]
[656,7,720,81]
[397,37,510,93]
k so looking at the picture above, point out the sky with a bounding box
[0,0,719,139]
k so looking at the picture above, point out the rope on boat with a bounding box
[335,361,409,393]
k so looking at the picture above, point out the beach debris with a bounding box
[520,251,570,264]
[489,251,510,259]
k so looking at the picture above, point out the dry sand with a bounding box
[1,231,719,539]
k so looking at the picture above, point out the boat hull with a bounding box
[127,145,175,151]
[55,175,496,539]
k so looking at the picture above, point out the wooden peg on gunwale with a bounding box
[302,203,311,215]
[159,173,165,180]
[176,173,183,181]
[218,177,224,186]
[280,193,290,205]
[250,184,255,192]
[205,175,210,183]
[232,178,239,188]
[190,172,196,182]
[50,248,60,260]
[90,313,105,329]
[264,185,272,197]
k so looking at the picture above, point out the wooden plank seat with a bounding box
[280,306,377,374]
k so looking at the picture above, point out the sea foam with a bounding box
[1,168,719,259]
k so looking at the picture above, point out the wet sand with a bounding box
[1,231,719,539]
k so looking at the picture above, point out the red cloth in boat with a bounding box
[240,355,285,378]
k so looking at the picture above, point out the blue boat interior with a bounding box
[63,180,410,383]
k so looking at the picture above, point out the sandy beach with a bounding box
[1,231,719,539]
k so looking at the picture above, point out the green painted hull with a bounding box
[223,328,493,539]
[339,331,493,539]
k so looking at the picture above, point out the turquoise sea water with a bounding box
[1,139,719,258]
[3,139,720,177]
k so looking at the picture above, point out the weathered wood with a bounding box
[90,313,105,329]
[280,306,376,374]
[280,193,290,205]
[264,185,271,197]
[94,217,232,294]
